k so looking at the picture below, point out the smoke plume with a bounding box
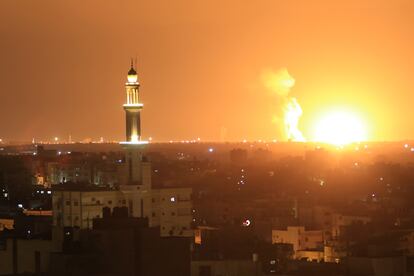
[261,68,306,142]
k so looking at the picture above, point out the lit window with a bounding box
[170,197,176,202]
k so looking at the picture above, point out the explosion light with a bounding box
[313,110,367,145]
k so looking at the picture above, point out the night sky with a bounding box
[1,0,414,142]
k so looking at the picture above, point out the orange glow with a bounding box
[1,1,412,142]
[312,110,368,145]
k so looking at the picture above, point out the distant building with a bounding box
[272,226,324,261]
[331,213,371,238]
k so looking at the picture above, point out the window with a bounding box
[74,201,79,206]
[65,201,70,206]
[108,200,112,205]
[171,212,176,216]
[152,212,156,217]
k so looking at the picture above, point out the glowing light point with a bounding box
[242,219,251,227]
[208,148,214,153]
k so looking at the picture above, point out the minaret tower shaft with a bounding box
[120,61,149,187]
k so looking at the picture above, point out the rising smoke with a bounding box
[262,68,306,142]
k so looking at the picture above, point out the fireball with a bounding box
[313,110,367,145]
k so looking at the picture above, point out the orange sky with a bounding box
[1,0,413,142]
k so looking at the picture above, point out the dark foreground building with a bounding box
[49,209,191,276]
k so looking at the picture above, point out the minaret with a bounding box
[122,60,145,143]
[120,61,150,187]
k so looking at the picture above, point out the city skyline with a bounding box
[1,0,414,142]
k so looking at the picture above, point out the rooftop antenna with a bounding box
[130,58,134,69]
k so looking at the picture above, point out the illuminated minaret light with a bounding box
[120,60,148,145]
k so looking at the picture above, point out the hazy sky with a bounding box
[1,0,413,142]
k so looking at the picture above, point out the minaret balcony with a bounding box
[123,103,144,109]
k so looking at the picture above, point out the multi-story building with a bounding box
[52,62,193,237]
[272,226,324,261]
[331,213,371,238]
